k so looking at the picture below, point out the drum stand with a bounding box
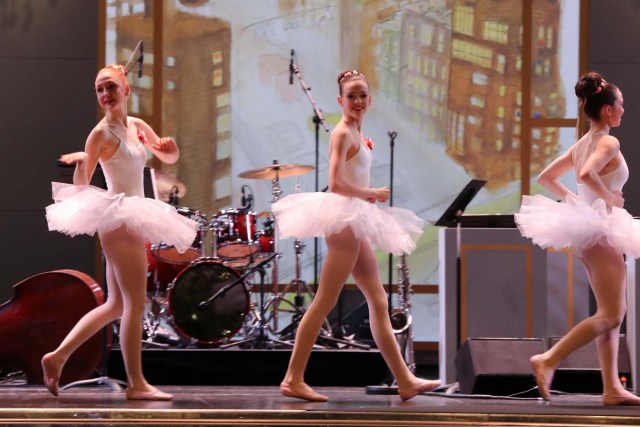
[218,252,294,349]
[268,165,283,331]
[264,239,370,350]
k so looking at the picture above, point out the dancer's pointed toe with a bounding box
[530,354,553,401]
[280,381,328,402]
[41,353,61,397]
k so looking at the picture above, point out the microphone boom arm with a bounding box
[198,252,278,308]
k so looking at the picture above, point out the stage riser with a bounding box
[107,348,387,386]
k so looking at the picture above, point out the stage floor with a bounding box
[0,384,639,426]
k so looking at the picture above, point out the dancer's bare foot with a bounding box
[126,386,173,401]
[398,378,441,401]
[603,391,640,406]
[41,352,62,397]
[530,354,554,401]
[280,381,329,402]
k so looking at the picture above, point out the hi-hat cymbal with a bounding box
[238,163,314,180]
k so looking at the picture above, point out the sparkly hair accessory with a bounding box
[106,64,128,77]
[339,70,365,83]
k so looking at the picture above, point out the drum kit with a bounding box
[141,160,360,350]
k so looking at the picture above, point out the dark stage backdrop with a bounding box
[2,0,640,306]
[0,0,99,302]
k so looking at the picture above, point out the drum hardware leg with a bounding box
[264,239,312,338]
[269,239,371,350]
[198,252,293,349]
[141,310,171,348]
[268,166,283,330]
[219,258,294,350]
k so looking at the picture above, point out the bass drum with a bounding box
[167,260,249,345]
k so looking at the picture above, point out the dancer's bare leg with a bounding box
[588,251,640,405]
[42,247,124,396]
[351,241,439,401]
[595,326,640,405]
[530,243,628,401]
[98,227,172,400]
[281,228,359,402]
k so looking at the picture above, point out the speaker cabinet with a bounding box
[550,335,631,393]
[455,338,545,396]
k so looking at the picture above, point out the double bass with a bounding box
[0,269,109,384]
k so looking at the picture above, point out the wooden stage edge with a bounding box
[0,385,639,427]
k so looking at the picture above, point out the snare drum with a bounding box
[167,259,249,345]
[213,209,259,259]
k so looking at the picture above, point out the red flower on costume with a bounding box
[137,129,148,145]
[365,137,374,151]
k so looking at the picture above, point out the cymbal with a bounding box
[238,163,314,180]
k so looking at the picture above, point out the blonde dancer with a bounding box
[42,64,197,400]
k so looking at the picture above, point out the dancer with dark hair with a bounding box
[516,71,640,405]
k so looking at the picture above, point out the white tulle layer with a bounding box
[272,192,424,255]
[515,194,640,258]
[46,182,198,253]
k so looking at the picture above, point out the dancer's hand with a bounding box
[59,152,88,166]
[610,190,624,208]
[149,136,175,152]
[370,186,389,203]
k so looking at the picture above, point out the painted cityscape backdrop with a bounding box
[106,0,580,341]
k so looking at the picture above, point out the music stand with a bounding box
[435,179,486,352]
[434,179,486,227]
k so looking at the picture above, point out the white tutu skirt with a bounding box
[515,194,640,258]
[272,192,424,255]
[46,182,199,253]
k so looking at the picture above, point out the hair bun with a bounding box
[575,71,605,98]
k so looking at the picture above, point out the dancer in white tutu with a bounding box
[275,70,440,402]
[515,71,640,405]
[41,64,198,401]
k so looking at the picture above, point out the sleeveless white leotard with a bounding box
[45,119,198,252]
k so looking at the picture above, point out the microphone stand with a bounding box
[366,130,403,395]
[387,131,397,312]
[290,54,330,291]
